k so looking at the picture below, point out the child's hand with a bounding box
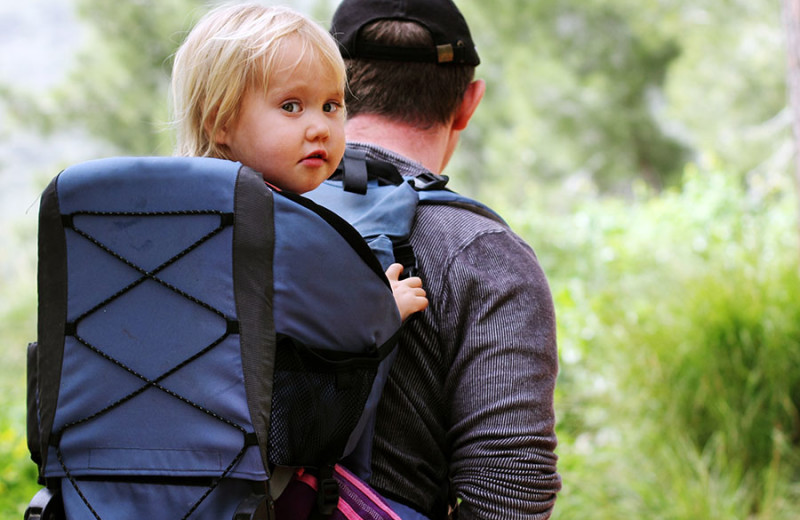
[385,263,428,321]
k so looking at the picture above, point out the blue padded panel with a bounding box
[43,157,264,481]
[60,478,256,520]
[307,178,419,271]
[56,156,237,214]
[272,193,400,352]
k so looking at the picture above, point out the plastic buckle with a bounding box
[392,242,417,278]
[411,172,449,191]
[233,492,274,520]
[316,476,340,516]
[25,487,64,520]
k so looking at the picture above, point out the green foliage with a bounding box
[58,0,206,154]
[2,0,799,517]
[0,404,40,518]
[0,218,38,519]
[454,0,690,195]
[449,0,789,200]
[517,165,800,518]
[5,0,209,156]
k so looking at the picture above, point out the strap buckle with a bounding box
[411,172,449,191]
[316,474,340,516]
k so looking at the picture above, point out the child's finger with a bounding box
[385,263,403,281]
[404,276,423,288]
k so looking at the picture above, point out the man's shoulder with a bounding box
[412,202,532,259]
[416,200,509,234]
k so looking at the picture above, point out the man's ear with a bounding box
[452,79,485,131]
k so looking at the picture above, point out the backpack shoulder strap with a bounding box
[306,150,506,276]
[339,148,404,194]
[416,186,506,224]
[304,154,419,273]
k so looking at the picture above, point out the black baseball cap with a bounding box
[330,0,480,66]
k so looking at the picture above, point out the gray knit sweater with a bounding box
[349,143,561,519]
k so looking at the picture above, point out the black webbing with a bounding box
[341,148,369,194]
[54,209,252,520]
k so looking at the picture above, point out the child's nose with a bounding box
[305,114,330,141]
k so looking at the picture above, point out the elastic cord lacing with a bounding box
[53,209,252,520]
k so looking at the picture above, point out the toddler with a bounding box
[171,3,427,320]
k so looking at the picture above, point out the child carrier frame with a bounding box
[26,156,401,520]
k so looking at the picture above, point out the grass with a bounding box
[529,166,800,519]
[0,215,40,518]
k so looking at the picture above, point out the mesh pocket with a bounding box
[268,336,380,467]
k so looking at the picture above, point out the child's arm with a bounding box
[385,263,428,321]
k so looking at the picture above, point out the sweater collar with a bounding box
[346,142,431,179]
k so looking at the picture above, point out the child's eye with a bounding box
[323,102,341,113]
[282,102,301,113]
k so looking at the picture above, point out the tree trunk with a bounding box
[783,0,800,259]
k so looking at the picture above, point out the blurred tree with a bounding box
[783,0,800,253]
[660,1,789,189]
[7,0,212,156]
[453,0,788,200]
[455,0,689,198]
[3,0,790,199]
[5,0,338,157]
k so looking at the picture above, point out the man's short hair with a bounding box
[343,20,475,128]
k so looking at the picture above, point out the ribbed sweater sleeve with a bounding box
[350,142,560,519]
[441,220,560,519]
[371,205,561,519]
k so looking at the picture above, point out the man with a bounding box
[329,1,561,518]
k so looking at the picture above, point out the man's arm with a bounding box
[442,228,561,519]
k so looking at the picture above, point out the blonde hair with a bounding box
[171,3,345,159]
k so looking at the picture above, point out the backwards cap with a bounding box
[330,0,480,66]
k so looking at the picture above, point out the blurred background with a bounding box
[2,0,799,517]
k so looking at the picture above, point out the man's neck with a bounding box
[345,114,453,174]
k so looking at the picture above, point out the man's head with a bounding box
[330,0,480,129]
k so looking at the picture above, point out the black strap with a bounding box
[336,148,404,190]
[315,465,339,517]
[350,41,475,65]
[392,241,418,278]
[25,487,64,520]
[233,490,274,520]
[342,148,369,194]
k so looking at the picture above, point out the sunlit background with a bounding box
[2,0,799,517]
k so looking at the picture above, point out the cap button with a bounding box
[436,43,454,63]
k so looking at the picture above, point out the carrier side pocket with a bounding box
[27,342,42,471]
[268,335,382,468]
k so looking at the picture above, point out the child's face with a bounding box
[216,43,346,194]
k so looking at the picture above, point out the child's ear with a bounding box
[204,107,228,145]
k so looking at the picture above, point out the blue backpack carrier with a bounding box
[25,156,403,520]
[304,148,505,520]
[305,147,503,280]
